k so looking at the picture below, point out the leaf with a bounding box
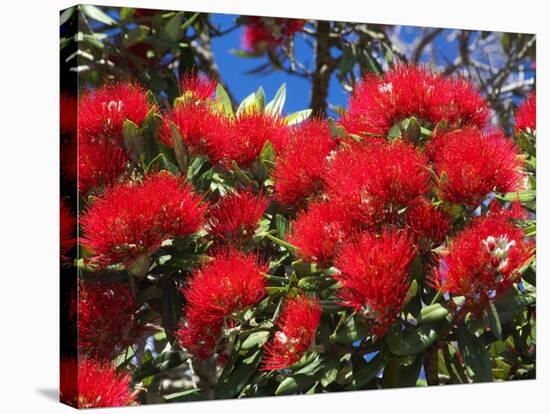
[259,140,275,164]
[457,326,493,383]
[387,324,438,356]
[165,12,184,42]
[352,352,385,388]
[495,287,536,325]
[81,5,117,26]
[486,302,502,340]
[331,315,369,344]
[298,276,336,292]
[215,84,234,118]
[170,122,188,173]
[215,349,262,398]
[255,86,266,111]
[285,109,312,125]
[241,331,270,349]
[133,350,187,381]
[418,303,449,324]
[236,92,259,115]
[275,214,290,238]
[265,84,286,116]
[122,119,144,163]
[180,12,200,32]
[275,356,325,395]
[497,189,535,203]
[265,233,297,251]
[60,7,75,26]
[327,117,348,138]
[382,354,424,388]
[164,388,203,402]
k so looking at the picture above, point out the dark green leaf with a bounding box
[215,349,262,398]
[387,324,438,356]
[457,326,493,383]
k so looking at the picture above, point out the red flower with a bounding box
[335,230,415,336]
[431,208,533,315]
[341,65,487,138]
[323,141,431,227]
[230,111,290,166]
[207,190,269,243]
[179,71,216,102]
[78,137,129,194]
[77,81,153,193]
[428,127,524,206]
[287,200,352,265]
[81,173,205,267]
[515,93,536,133]
[177,249,267,358]
[405,198,450,250]
[273,119,337,205]
[159,103,232,163]
[60,199,76,259]
[60,93,77,135]
[60,358,136,408]
[242,17,304,54]
[262,295,322,370]
[78,81,152,142]
[78,281,150,360]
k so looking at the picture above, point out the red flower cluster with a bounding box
[242,17,305,54]
[60,93,77,135]
[515,93,536,133]
[60,199,75,260]
[81,173,205,267]
[177,249,267,358]
[60,358,136,408]
[431,208,533,315]
[405,198,450,250]
[335,230,415,336]
[231,111,290,165]
[207,190,269,244]
[288,200,352,265]
[341,65,488,138]
[78,281,149,359]
[78,81,153,193]
[262,295,322,370]
[427,127,524,206]
[323,140,431,227]
[273,119,337,206]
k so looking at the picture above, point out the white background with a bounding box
[0,0,547,412]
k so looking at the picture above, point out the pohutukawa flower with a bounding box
[405,198,450,250]
[287,200,352,265]
[335,230,415,336]
[515,92,536,133]
[230,111,291,166]
[273,119,337,205]
[323,141,431,227]
[78,81,152,142]
[80,173,205,268]
[431,208,533,315]
[177,249,267,358]
[77,81,153,193]
[242,17,305,54]
[427,127,524,207]
[60,358,136,408]
[159,103,232,163]
[179,71,216,103]
[207,190,269,244]
[78,281,150,359]
[60,199,76,260]
[262,295,322,371]
[341,65,488,138]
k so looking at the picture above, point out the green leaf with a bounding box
[60,7,75,26]
[165,12,184,42]
[418,303,449,324]
[457,326,493,383]
[215,84,234,118]
[170,122,188,173]
[259,140,275,164]
[255,86,266,111]
[164,388,203,402]
[275,356,325,395]
[236,91,259,115]
[123,25,150,48]
[331,315,369,344]
[495,287,536,325]
[122,119,144,163]
[275,214,290,238]
[81,5,117,26]
[285,109,312,125]
[180,12,200,32]
[497,189,535,203]
[265,233,297,251]
[215,349,262,398]
[133,350,187,381]
[328,117,348,138]
[387,324,438,356]
[486,302,502,340]
[352,352,385,388]
[241,331,270,349]
[265,84,287,116]
[382,354,424,388]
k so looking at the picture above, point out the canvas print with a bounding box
[59,4,536,409]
